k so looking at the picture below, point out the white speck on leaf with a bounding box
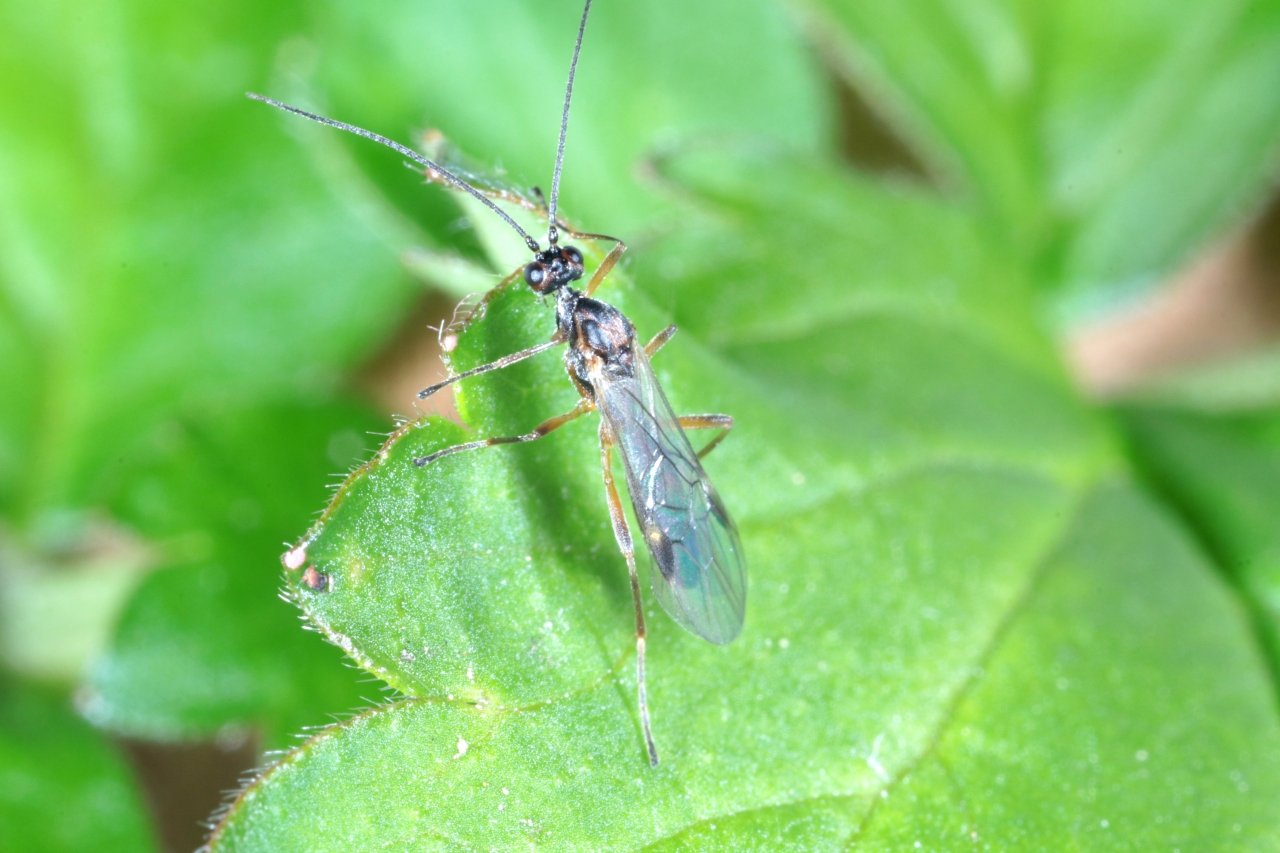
[866,733,889,782]
[453,738,468,759]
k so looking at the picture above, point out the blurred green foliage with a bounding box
[2,0,1280,850]
[0,677,157,853]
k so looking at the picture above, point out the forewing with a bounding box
[596,350,747,645]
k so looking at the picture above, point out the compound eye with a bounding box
[524,262,546,288]
[563,246,583,265]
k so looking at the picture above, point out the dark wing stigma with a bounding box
[596,347,747,645]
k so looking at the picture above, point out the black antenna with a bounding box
[247,93,541,253]
[546,0,593,246]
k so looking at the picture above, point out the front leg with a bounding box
[418,336,566,401]
[583,240,627,297]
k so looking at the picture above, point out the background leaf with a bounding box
[0,678,157,853]
[306,0,830,242]
[80,399,384,746]
[0,0,414,520]
[1120,405,1280,659]
[805,0,1280,313]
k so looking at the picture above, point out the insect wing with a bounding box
[596,349,747,645]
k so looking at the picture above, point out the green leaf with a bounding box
[856,483,1280,850]
[808,0,1280,306]
[80,399,384,746]
[0,307,37,512]
[0,0,414,519]
[201,146,1279,848]
[209,467,1081,851]
[205,464,1280,850]
[633,150,1109,491]
[0,678,157,853]
[1119,405,1280,661]
[635,145,1046,363]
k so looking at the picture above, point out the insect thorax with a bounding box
[561,291,636,394]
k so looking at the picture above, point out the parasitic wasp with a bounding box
[252,0,746,767]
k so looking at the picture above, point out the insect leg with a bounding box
[600,423,660,767]
[418,336,566,401]
[644,325,678,358]
[583,240,628,297]
[412,399,593,467]
[677,414,734,459]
